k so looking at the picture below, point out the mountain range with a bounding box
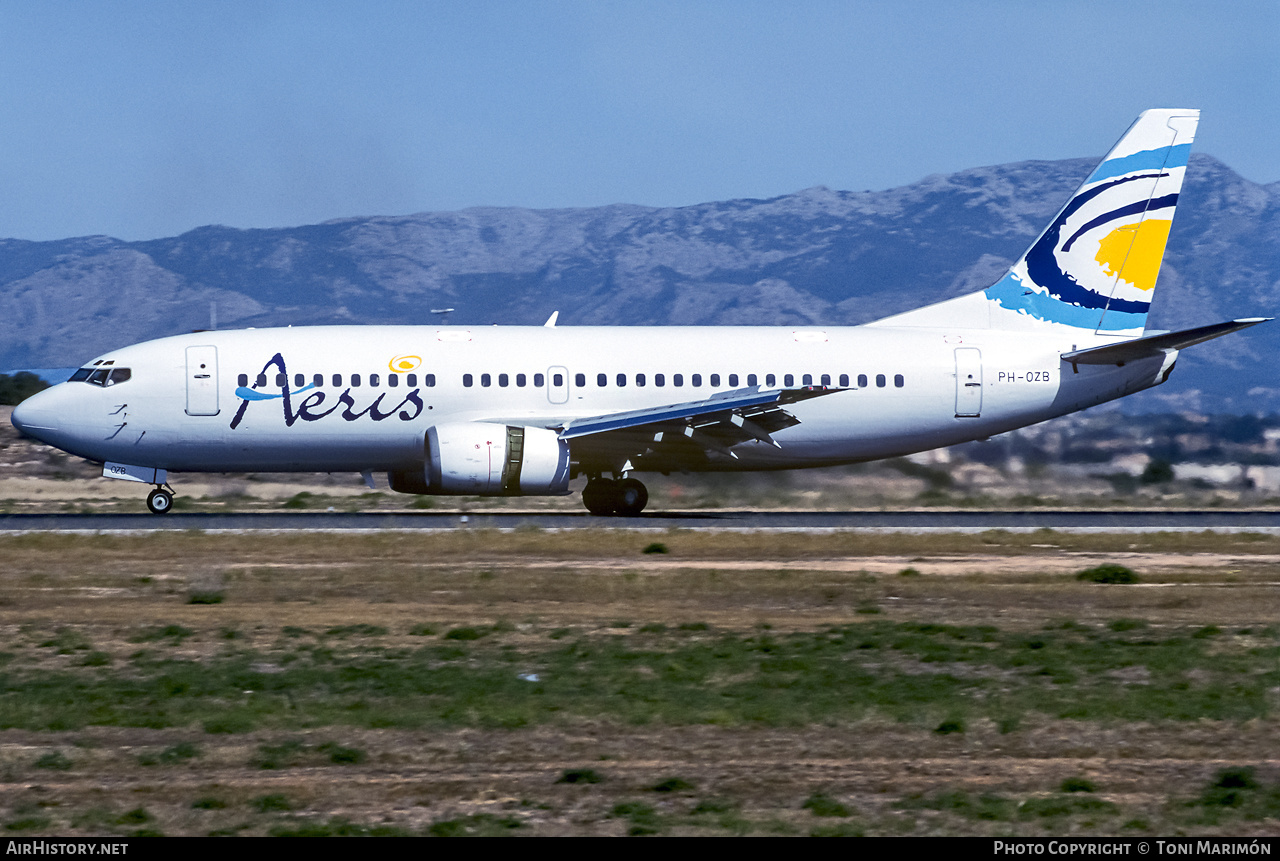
[1,153,1275,412]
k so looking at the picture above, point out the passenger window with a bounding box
[692,374,702,387]
[517,373,526,387]
[534,373,545,387]
[407,374,418,386]
[876,374,886,388]
[748,374,757,386]
[857,374,868,387]
[821,374,831,386]
[463,374,473,387]
[388,374,398,388]
[709,373,719,387]
[766,374,775,386]
[895,374,905,388]
[674,374,683,387]
[728,374,738,387]
[370,373,380,387]
[424,374,435,387]
[351,374,361,387]
[237,373,248,387]
[574,373,584,387]
[839,374,849,387]
[332,374,342,387]
[597,373,607,387]
[481,373,491,387]
[500,373,510,387]
[636,373,646,387]
[616,373,626,387]
[294,374,305,387]
[655,374,665,387]
[553,373,563,386]
[314,374,324,387]
[802,374,812,386]
[784,374,794,387]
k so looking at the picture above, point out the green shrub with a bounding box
[0,372,49,406]
[802,793,852,817]
[1077,564,1139,584]
[556,768,602,784]
[251,794,293,813]
[322,744,366,765]
[642,542,669,554]
[427,814,522,837]
[34,751,72,770]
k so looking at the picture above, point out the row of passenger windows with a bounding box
[238,373,901,394]
[463,372,906,389]
[239,372,436,389]
[239,370,907,391]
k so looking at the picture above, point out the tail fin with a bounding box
[871,109,1199,338]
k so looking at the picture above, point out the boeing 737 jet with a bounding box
[10,109,1268,515]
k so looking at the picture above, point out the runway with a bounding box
[4,509,1280,532]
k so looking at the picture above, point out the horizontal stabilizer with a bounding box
[1061,318,1270,365]
[559,385,839,440]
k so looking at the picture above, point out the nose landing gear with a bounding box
[582,476,648,517]
[146,485,175,514]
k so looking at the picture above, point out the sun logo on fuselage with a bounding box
[390,355,422,373]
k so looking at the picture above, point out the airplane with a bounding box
[10,109,1269,516]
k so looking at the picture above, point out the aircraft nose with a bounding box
[10,388,60,440]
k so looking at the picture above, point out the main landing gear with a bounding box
[146,485,175,515]
[582,476,649,517]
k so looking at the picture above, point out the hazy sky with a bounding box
[2,0,1275,241]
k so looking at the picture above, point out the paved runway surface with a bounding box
[4,510,1280,532]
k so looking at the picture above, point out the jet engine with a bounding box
[388,423,571,496]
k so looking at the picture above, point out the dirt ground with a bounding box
[0,531,1277,836]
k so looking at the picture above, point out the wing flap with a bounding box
[558,385,837,440]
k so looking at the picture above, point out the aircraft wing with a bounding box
[1061,318,1270,366]
[554,385,842,469]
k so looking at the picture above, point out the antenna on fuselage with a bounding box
[430,308,455,324]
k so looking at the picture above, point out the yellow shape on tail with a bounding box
[1094,218,1173,292]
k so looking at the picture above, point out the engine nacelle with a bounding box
[388,423,571,496]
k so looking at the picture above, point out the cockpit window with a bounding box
[72,367,132,387]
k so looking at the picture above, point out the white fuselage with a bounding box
[13,324,1171,476]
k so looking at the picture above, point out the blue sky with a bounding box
[1,0,1275,241]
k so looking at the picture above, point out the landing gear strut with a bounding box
[146,486,174,515]
[582,476,648,517]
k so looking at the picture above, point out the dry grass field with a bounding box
[0,529,1278,836]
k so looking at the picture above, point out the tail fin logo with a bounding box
[985,109,1198,335]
